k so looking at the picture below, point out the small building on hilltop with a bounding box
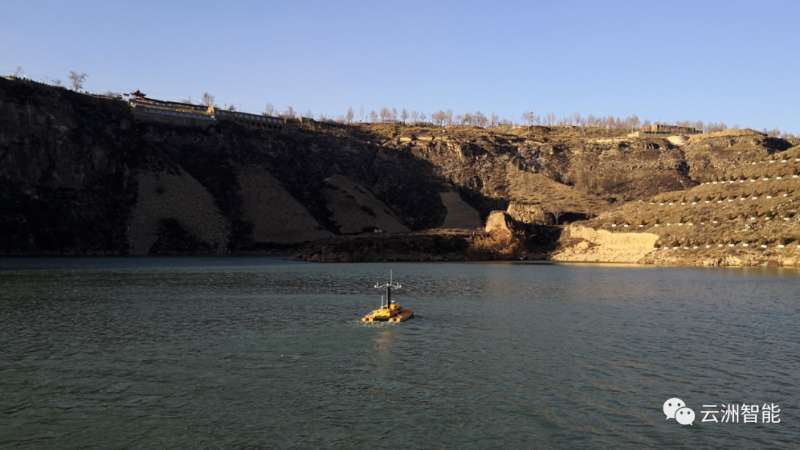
[128,93,214,127]
[209,106,282,130]
[127,92,283,130]
[639,123,702,135]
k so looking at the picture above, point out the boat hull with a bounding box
[361,305,413,323]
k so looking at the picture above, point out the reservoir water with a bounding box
[1,258,798,448]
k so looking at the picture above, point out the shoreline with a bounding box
[2,253,800,274]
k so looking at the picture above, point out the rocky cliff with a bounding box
[1,77,796,266]
[0,78,444,255]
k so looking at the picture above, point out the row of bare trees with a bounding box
[6,68,798,139]
[332,106,795,137]
[519,112,736,133]
[314,105,797,138]
[154,91,799,138]
[330,106,737,133]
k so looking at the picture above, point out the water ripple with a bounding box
[1,258,798,448]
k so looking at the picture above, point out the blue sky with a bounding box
[3,0,798,132]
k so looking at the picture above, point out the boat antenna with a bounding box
[375,270,401,308]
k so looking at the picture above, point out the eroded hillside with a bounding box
[0,78,444,254]
[0,77,795,266]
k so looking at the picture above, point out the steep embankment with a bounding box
[0,80,138,254]
[0,78,445,255]
[370,124,694,214]
[2,77,796,265]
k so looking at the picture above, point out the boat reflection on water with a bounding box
[374,329,395,354]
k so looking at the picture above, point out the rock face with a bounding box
[552,224,659,263]
[506,202,553,225]
[0,78,443,254]
[1,77,797,266]
[396,125,692,212]
[467,210,527,258]
[484,210,518,236]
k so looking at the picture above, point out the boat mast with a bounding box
[387,269,392,306]
[375,270,401,308]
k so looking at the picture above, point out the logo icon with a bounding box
[675,406,696,426]
[663,398,695,426]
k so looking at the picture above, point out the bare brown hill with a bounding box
[0,76,795,265]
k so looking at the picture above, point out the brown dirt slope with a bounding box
[237,168,333,244]
[322,175,409,234]
[439,191,482,229]
[559,145,800,266]
[129,170,229,255]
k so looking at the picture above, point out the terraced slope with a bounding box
[556,147,800,266]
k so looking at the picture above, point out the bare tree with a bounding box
[431,110,448,126]
[201,92,215,107]
[68,71,88,91]
[369,110,378,122]
[264,103,275,116]
[13,66,24,77]
[280,106,297,119]
[345,107,354,124]
[401,108,408,124]
[490,112,499,127]
[474,111,488,128]
[624,114,641,130]
[705,121,727,132]
[522,111,535,126]
[379,107,393,122]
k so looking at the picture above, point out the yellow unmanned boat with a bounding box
[361,271,413,323]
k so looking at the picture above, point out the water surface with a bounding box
[1,258,798,448]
